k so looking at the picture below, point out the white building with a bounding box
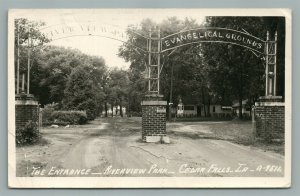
[232,100,251,117]
[209,105,232,118]
[177,104,197,117]
[176,98,232,118]
[103,105,126,117]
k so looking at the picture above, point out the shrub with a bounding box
[127,111,142,117]
[16,120,40,146]
[77,99,98,120]
[51,111,88,125]
[41,103,60,125]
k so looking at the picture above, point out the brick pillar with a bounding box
[141,95,169,143]
[255,96,285,141]
[15,93,40,131]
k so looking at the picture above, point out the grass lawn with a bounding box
[167,120,284,155]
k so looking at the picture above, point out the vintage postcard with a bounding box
[8,9,291,188]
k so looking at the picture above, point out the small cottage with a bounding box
[232,100,251,117]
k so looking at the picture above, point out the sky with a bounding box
[15,9,206,69]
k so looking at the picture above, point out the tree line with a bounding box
[15,18,130,120]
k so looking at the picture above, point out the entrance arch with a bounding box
[138,27,278,142]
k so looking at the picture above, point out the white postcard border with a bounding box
[7,8,292,188]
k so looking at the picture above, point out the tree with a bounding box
[29,46,107,109]
[104,68,130,117]
[63,62,106,120]
[202,16,285,119]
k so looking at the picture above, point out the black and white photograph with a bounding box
[7,9,291,188]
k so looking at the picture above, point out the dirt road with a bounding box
[16,117,284,177]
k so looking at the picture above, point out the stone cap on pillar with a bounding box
[142,94,166,105]
[15,93,38,105]
[144,94,164,101]
[15,93,35,100]
[258,96,283,102]
[255,96,284,106]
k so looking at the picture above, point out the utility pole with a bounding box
[16,21,20,94]
[168,63,174,121]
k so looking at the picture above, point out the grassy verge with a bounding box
[168,120,284,155]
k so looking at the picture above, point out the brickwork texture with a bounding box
[15,95,40,131]
[255,105,285,140]
[141,104,167,142]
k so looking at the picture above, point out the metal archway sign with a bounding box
[39,22,149,53]
[161,27,265,55]
[147,28,277,97]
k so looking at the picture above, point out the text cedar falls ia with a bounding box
[161,29,265,54]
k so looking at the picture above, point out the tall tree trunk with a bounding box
[201,87,207,117]
[238,97,243,119]
[127,95,130,117]
[111,104,114,117]
[120,100,123,117]
[238,63,244,119]
[208,96,211,117]
[105,102,108,117]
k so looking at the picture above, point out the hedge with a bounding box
[50,111,88,125]
[42,109,88,126]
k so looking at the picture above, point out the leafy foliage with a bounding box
[28,45,107,120]
[16,120,40,146]
[41,103,88,125]
[104,69,130,117]
[202,17,285,118]
[41,103,58,125]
